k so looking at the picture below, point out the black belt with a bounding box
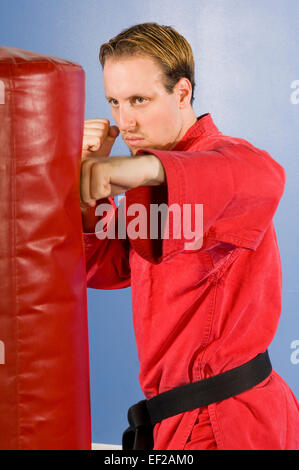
[122,350,272,450]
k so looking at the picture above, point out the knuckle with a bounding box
[93,136,100,148]
[81,157,89,168]
[91,160,102,176]
[90,162,100,183]
[81,158,92,175]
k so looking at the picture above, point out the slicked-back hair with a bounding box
[99,22,195,105]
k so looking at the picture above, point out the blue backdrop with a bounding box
[1,0,298,445]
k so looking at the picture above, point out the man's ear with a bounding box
[174,77,192,108]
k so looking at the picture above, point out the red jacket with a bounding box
[84,114,299,450]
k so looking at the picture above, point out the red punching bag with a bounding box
[0,47,91,450]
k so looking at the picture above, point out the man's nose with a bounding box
[118,105,136,132]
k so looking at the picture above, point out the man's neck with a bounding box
[170,107,198,150]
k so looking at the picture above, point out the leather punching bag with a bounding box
[0,47,91,450]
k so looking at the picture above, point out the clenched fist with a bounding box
[80,117,119,210]
[82,118,119,159]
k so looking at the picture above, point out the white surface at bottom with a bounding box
[92,443,122,450]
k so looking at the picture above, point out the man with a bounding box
[80,23,299,450]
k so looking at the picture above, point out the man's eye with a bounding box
[109,99,118,107]
[134,97,147,104]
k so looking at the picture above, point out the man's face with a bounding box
[103,55,184,155]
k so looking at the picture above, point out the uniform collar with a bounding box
[172,113,221,151]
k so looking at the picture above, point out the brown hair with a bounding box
[99,22,195,105]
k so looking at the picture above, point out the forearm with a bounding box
[138,154,166,186]
[107,153,166,188]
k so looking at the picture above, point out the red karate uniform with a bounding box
[84,114,299,450]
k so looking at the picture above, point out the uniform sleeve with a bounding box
[125,142,286,264]
[83,197,131,289]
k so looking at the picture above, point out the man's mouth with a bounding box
[124,135,145,146]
